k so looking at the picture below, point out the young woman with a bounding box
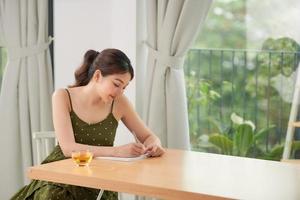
[12,48,165,200]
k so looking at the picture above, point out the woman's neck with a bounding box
[79,84,106,107]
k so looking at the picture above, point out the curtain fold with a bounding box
[143,0,212,150]
[0,0,53,198]
[139,1,212,199]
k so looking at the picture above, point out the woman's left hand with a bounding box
[145,143,165,157]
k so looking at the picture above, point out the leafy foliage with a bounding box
[186,37,300,158]
[184,0,300,160]
[194,0,247,49]
[198,113,300,160]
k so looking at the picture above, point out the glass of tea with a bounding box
[71,149,93,167]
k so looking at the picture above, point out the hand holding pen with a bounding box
[140,133,165,157]
[132,131,150,156]
[131,131,165,157]
[114,132,146,157]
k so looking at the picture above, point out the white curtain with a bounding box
[0,0,53,198]
[143,0,212,149]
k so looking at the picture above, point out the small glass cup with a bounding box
[71,149,93,167]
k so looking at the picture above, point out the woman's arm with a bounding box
[118,95,165,157]
[52,89,145,157]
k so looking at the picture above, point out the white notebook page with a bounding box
[95,154,148,162]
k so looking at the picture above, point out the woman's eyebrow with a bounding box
[115,78,124,84]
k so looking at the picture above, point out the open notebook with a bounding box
[95,154,149,162]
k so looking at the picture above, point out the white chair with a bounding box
[283,65,300,160]
[32,131,106,199]
[32,131,57,165]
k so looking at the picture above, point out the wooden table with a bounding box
[282,159,300,165]
[291,121,300,127]
[28,149,300,200]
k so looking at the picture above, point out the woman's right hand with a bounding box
[114,143,146,157]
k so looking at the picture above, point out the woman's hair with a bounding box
[70,48,134,87]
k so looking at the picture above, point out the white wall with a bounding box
[54,0,137,147]
[54,0,112,88]
[55,1,144,199]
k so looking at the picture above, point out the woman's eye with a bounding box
[113,83,120,88]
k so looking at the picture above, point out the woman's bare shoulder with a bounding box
[52,88,72,106]
[52,88,68,99]
[115,94,132,108]
[114,94,135,117]
[52,88,72,111]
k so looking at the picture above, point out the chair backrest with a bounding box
[32,131,57,165]
[283,65,300,159]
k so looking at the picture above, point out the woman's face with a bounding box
[94,71,131,103]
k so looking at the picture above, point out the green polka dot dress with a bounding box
[11,89,119,200]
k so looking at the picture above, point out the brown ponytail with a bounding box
[70,50,99,87]
[70,48,134,87]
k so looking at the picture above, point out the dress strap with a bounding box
[65,89,73,111]
[110,100,115,113]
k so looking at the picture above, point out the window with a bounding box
[185,0,300,160]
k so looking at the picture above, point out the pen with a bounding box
[132,131,151,157]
